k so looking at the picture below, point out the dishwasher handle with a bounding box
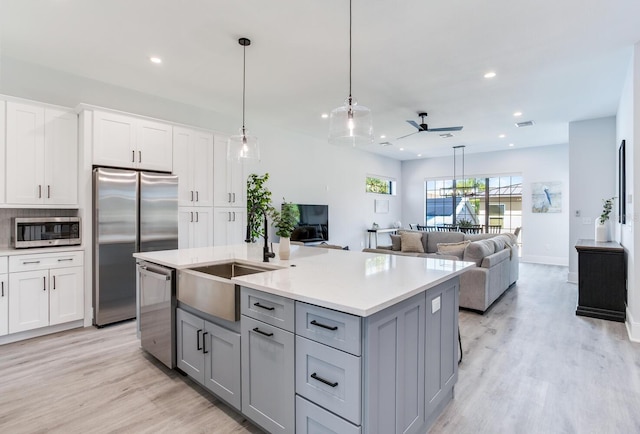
[139,264,172,281]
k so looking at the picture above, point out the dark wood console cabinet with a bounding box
[575,239,626,322]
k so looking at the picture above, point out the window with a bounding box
[424,175,522,233]
[366,176,396,195]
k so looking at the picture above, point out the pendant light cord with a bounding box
[242,42,246,134]
[349,0,352,101]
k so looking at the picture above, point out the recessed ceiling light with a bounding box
[484,71,496,79]
[150,56,162,64]
[380,134,386,139]
[513,111,523,117]
[499,134,506,138]
[321,113,329,119]
[417,153,422,157]
[399,148,404,151]
[509,143,515,147]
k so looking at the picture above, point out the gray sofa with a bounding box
[363,230,519,313]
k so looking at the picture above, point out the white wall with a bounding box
[402,145,570,265]
[617,43,639,342]
[567,117,617,282]
[0,56,402,251]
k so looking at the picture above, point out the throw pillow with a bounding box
[436,240,470,260]
[401,232,425,253]
[390,234,402,251]
[463,239,496,266]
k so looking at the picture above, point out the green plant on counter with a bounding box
[271,199,298,238]
[457,218,473,228]
[599,197,615,224]
[246,173,274,242]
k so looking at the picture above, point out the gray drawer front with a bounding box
[241,286,294,332]
[296,396,361,434]
[296,302,362,356]
[295,336,361,425]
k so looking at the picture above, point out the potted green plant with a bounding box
[595,197,615,242]
[271,199,298,260]
[246,173,273,243]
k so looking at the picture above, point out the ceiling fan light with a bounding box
[328,97,374,146]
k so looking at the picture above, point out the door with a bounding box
[204,320,241,411]
[173,127,193,206]
[192,208,213,248]
[176,308,205,383]
[137,120,173,171]
[93,167,138,326]
[140,172,178,252]
[213,136,232,207]
[8,270,49,333]
[6,101,45,204]
[49,267,84,325]
[191,130,214,207]
[93,110,136,168]
[0,275,8,336]
[44,107,78,205]
[214,208,246,246]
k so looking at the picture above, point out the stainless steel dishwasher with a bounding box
[138,260,175,368]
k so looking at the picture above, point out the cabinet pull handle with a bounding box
[43,276,46,291]
[232,193,236,203]
[47,185,51,198]
[38,185,42,198]
[228,193,232,203]
[23,260,41,265]
[57,258,74,262]
[228,212,231,222]
[195,212,199,223]
[138,150,142,163]
[190,212,194,223]
[195,191,199,202]
[253,302,275,311]
[253,327,273,337]
[233,212,236,222]
[202,332,208,354]
[310,320,338,331]
[310,373,338,388]
[197,329,203,350]
[132,150,135,163]
[190,191,194,201]
[1,281,4,297]
[53,276,56,290]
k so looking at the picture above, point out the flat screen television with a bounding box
[289,204,328,243]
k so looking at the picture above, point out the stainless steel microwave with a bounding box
[13,217,81,248]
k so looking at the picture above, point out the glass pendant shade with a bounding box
[227,129,259,161]
[328,97,374,146]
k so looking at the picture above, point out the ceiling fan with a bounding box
[397,112,463,140]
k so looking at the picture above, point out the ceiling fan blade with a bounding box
[428,126,463,132]
[396,131,419,140]
[406,120,424,131]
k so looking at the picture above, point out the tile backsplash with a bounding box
[0,208,78,249]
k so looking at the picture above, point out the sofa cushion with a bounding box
[427,232,465,253]
[491,236,508,251]
[390,234,401,251]
[463,239,496,266]
[398,229,428,252]
[436,240,470,259]
[400,232,425,253]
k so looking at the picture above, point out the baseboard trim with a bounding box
[626,307,640,342]
[567,271,578,284]
[0,320,84,346]
[521,255,569,266]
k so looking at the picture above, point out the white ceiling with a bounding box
[1,0,639,160]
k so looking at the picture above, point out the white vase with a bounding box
[594,219,609,242]
[279,237,291,260]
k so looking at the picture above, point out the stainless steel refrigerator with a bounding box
[93,167,178,327]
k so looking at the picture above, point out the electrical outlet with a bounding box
[431,296,441,314]
[575,210,581,217]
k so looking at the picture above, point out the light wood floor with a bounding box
[1,263,639,433]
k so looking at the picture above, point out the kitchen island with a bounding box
[134,243,473,434]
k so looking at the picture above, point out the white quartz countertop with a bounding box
[133,244,474,317]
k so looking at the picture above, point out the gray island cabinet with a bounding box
[133,244,472,434]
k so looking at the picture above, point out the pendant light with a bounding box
[328,0,373,146]
[228,37,259,161]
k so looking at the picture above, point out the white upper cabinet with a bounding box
[5,101,78,206]
[92,110,172,172]
[173,126,214,207]
[0,101,6,205]
[213,134,247,208]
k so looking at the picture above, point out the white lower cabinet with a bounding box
[0,273,8,337]
[176,307,241,411]
[213,207,247,246]
[7,251,84,334]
